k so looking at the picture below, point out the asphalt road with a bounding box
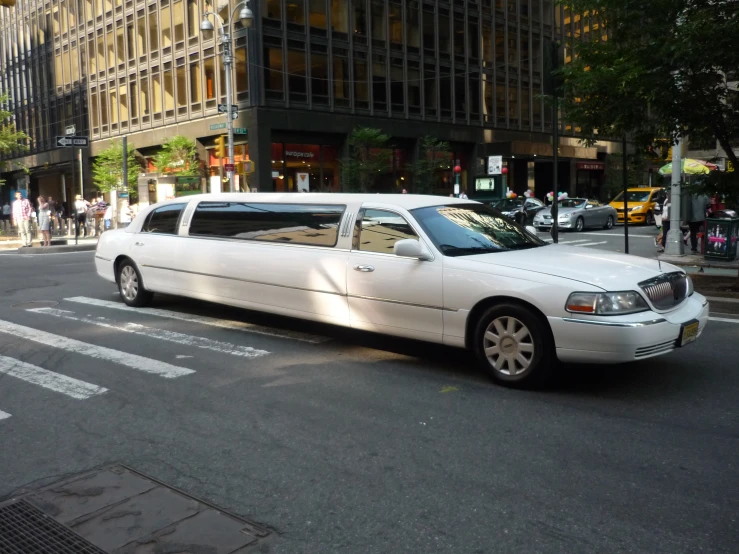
[536,223,662,258]
[0,245,737,554]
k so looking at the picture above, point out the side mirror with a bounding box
[525,225,538,236]
[394,238,433,261]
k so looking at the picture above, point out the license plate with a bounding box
[679,320,700,347]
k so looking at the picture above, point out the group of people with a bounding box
[4,191,135,247]
[656,191,712,253]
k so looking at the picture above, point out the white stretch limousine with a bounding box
[95,194,709,386]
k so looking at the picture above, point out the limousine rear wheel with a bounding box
[473,304,554,387]
[117,259,153,307]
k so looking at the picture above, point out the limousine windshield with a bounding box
[412,204,545,257]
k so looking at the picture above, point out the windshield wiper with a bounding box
[438,245,503,256]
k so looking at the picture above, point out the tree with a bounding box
[0,93,29,174]
[92,140,140,195]
[410,136,451,194]
[557,0,739,167]
[154,135,199,176]
[340,127,392,192]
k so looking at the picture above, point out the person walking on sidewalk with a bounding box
[688,193,711,254]
[74,195,89,238]
[1,201,10,233]
[37,196,52,247]
[12,191,33,247]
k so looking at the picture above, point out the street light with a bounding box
[201,1,254,192]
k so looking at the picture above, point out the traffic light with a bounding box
[214,135,226,158]
[0,0,17,7]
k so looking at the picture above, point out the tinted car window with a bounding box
[142,203,186,234]
[189,202,345,247]
[411,204,545,257]
[354,209,418,254]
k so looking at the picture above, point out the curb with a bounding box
[657,256,738,271]
[14,244,97,254]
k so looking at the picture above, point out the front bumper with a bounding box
[616,211,647,224]
[94,254,117,284]
[534,218,573,229]
[550,293,709,364]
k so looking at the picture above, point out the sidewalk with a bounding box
[0,236,99,251]
[658,252,739,275]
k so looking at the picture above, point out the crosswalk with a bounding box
[0,295,329,423]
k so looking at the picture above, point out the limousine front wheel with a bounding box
[473,304,554,387]
[117,260,153,307]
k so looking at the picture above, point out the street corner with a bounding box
[0,464,271,553]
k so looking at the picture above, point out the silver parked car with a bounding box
[533,198,618,232]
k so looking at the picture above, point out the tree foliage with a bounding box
[557,0,739,166]
[92,140,140,195]
[0,93,29,174]
[154,135,199,176]
[340,127,392,192]
[410,136,451,194]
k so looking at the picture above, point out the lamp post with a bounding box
[201,1,254,192]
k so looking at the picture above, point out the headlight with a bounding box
[566,291,649,315]
[560,213,571,219]
[629,205,643,212]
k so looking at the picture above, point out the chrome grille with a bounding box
[639,272,689,310]
[635,340,676,359]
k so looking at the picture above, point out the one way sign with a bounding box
[56,136,89,147]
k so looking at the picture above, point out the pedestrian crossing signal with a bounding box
[237,160,255,174]
[214,135,226,158]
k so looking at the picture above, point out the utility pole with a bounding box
[665,137,684,255]
[622,136,629,254]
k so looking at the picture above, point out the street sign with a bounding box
[231,108,238,120]
[487,155,503,175]
[210,122,227,130]
[218,103,238,120]
[225,163,235,172]
[56,136,89,147]
[233,128,247,135]
[65,125,76,136]
[243,160,255,174]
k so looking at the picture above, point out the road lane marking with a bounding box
[0,410,11,421]
[573,242,608,247]
[558,240,589,244]
[537,232,655,239]
[0,320,194,379]
[708,317,739,324]
[29,308,270,359]
[65,296,329,344]
[0,355,108,400]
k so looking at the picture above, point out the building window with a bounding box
[354,53,369,110]
[235,46,248,94]
[161,5,172,49]
[129,80,138,118]
[310,47,328,105]
[173,0,185,45]
[353,2,367,38]
[164,66,175,112]
[287,45,307,103]
[187,0,199,39]
[204,57,216,100]
[190,61,202,107]
[372,54,387,112]
[286,0,305,25]
[424,63,437,118]
[176,63,187,110]
[371,0,386,41]
[308,0,326,30]
[141,76,150,117]
[389,2,402,44]
[264,46,284,99]
[152,71,163,116]
[331,0,348,34]
[333,50,349,108]
[390,61,403,112]
[264,0,281,20]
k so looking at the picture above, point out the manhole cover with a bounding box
[0,499,106,554]
[11,301,59,310]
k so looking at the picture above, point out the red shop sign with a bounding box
[577,162,605,171]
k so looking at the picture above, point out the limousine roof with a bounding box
[161,193,476,210]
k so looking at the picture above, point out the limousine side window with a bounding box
[354,209,419,254]
[189,202,345,247]
[142,203,187,235]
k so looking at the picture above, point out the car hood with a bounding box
[608,201,651,210]
[458,245,679,290]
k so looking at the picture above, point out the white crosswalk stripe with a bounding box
[0,355,107,399]
[0,410,11,421]
[0,320,194,379]
[29,307,270,359]
[573,241,608,247]
[66,296,329,344]
[558,240,589,244]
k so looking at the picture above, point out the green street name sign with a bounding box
[209,123,227,130]
[234,128,248,135]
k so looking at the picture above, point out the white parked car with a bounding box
[95,194,709,387]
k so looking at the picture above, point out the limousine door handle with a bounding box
[354,265,375,272]
[134,241,145,247]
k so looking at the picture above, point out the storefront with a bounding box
[575,161,605,200]
[271,143,339,193]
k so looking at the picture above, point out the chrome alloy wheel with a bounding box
[120,265,139,302]
[483,316,535,376]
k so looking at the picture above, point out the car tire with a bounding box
[473,303,555,388]
[603,215,614,230]
[117,259,153,307]
[646,211,655,226]
[575,217,585,232]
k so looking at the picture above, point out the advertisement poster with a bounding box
[296,172,310,192]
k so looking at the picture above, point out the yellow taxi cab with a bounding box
[609,187,665,225]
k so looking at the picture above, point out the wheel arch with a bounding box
[465,295,555,350]
[113,255,140,285]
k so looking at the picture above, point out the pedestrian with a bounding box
[1,200,10,233]
[11,191,34,247]
[459,190,468,199]
[658,191,671,252]
[74,194,89,238]
[36,196,52,247]
[119,200,133,228]
[402,188,408,194]
[104,203,112,230]
[688,193,711,254]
